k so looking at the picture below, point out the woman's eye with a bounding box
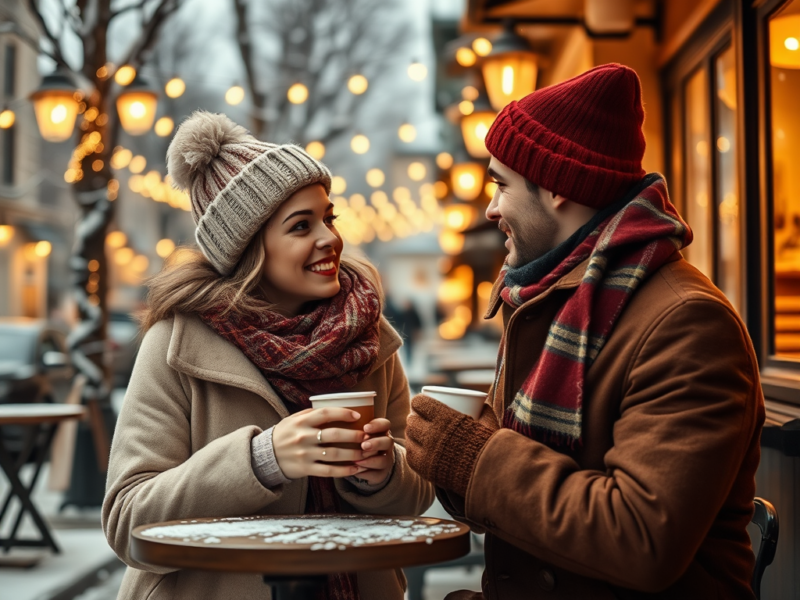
[325,214,339,225]
[290,220,309,231]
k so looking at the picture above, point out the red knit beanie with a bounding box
[484,63,646,209]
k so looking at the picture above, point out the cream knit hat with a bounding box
[167,111,332,275]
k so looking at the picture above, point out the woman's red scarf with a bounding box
[497,175,692,449]
[199,263,382,600]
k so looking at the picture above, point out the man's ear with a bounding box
[551,194,569,210]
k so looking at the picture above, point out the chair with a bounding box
[751,497,779,600]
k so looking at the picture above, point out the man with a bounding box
[406,64,764,599]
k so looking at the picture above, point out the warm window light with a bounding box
[472,37,493,57]
[34,240,52,257]
[0,109,15,129]
[456,47,477,67]
[111,148,132,169]
[366,168,385,187]
[347,74,368,95]
[287,83,309,104]
[114,247,134,266]
[398,123,417,143]
[462,86,479,101]
[351,134,370,154]
[408,162,426,181]
[154,116,174,137]
[225,85,245,105]
[771,15,800,68]
[451,162,484,201]
[30,70,79,142]
[482,22,538,110]
[305,141,325,159]
[106,231,127,248]
[156,238,175,258]
[129,155,147,174]
[444,204,476,232]
[114,65,136,86]
[331,176,347,195]
[438,230,465,255]
[165,77,186,98]
[461,109,497,159]
[116,75,158,135]
[408,62,428,81]
[0,224,14,246]
[436,152,454,170]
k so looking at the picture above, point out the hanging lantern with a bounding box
[30,69,80,142]
[116,74,158,135]
[460,94,496,159]
[481,21,538,111]
[770,14,800,69]
[450,161,485,201]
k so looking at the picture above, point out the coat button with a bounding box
[536,567,556,591]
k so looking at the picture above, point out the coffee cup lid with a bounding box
[309,391,377,402]
[421,386,487,398]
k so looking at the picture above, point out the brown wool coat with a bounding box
[439,254,764,600]
[102,312,434,600]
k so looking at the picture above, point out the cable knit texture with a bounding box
[406,396,498,497]
[485,63,646,209]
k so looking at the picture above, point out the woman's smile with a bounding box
[306,257,339,277]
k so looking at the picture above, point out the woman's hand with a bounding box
[272,408,366,479]
[353,418,395,485]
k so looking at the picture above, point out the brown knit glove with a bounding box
[406,395,499,497]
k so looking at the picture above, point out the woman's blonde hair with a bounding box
[138,230,382,332]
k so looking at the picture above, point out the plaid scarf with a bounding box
[200,263,382,600]
[497,175,692,449]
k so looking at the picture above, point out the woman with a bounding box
[102,111,434,600]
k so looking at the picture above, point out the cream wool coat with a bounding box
[102,312,434,600]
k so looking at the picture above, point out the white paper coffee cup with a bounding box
[420,386,487,420]
[309,391,376,408]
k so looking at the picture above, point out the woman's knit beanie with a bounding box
[485,63,647,209]
[167,111,332,275]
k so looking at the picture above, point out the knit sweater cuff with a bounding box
[250,426,291,489]
[436,419,495,497]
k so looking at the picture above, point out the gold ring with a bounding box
[317,429,323,443]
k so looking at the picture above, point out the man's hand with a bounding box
[406,395,499,496]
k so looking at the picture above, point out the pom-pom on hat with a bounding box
[167,111,332,275]
[485,63,647,209]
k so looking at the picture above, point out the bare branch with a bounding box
[118,0,181,68]
[110,0,149,20]
[26,0,72,70]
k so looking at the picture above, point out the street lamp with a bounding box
[30,69,80,142]
[460,94,496,159]
[451,161,485,201]
[481,21,538,111]
[116,74,158,136]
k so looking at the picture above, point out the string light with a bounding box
[225,85,245,105]
[472,38,493,57]
[156,239,175,258]
[398,123,417,143]
[436,152,453,170]
[305,141,325,159]
[351,134,370,154]
[114,65,136,86]
[165,77,186,98]
[287,83,309,104]
[456,47,477,67]
[366,168,385,187]
[408,62,428,81]
[154,116,174,137]
[347,75,368,95]
[331,176,347,195]
[0,109,15,129]
[408,162,426,181]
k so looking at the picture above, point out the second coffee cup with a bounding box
[309,391,376,465]
[420,386,487,420]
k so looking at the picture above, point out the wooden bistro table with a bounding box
[132,514,471,600]
[0,403,86,554]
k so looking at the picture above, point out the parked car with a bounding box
[0,318,75,460]
[0,318,74,405]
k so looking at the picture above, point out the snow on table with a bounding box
[140,516,460,551]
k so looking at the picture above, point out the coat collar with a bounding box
[166,312,402,418]
[484,257,591,319]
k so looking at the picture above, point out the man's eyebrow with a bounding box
[487,167,505,182]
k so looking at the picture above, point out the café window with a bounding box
[666,13,742,314]
[769,0,800,360]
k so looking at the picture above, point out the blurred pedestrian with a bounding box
[406,64,764,599]
[102,112,433,600]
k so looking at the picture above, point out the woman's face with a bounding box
[261,184,343,315]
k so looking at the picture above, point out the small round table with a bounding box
[0,403,86,554]
[132,514,471,599]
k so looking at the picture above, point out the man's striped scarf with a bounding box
[200,263,382,600]
[498,176,692,448]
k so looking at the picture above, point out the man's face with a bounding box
[485,157,559,267]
